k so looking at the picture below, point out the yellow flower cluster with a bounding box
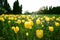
[0,14,60,39]
[21,15,25,18]
[8,17,15,21]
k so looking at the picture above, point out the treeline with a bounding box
[0,0,22,15]
[0,0,60,15]
[24,6,60,15]
[37,6,60,14]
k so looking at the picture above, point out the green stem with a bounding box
[16,33,19,40]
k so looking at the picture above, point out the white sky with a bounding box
[8,0,60,13]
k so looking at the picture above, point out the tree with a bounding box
[37,6,49,14]
[48,6,53,14]
[52,6,60,14]
[13,0,22,14]
[0,0,3,7]
[4,0,11,13]
[13,0,19,14]
[19,4,22,14]
[20,5,22,14]
[0,0,9,14]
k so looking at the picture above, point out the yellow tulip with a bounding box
[29,21,34,26]
[21,15,25,18]
[14,26,19,33]
[50,18,54,21]
[52,16,55,19]
[8,20,11,23]
[16,20,21,24]
[15,17,17,20]
[36,29,43,38]
[37,17,40,20]
[1,14,4,16]
[18,16,21,18]
[4,16,7,19]
[24,21,32,29]
[12,26,15,30]
[26,32,29,36]
[45,17,50,22]
[44,15,47,18]
[31,17,35,20]
[28,19,32,21]
[56,18,60,21]
[24,21,30,28]
[8,17,14,20]
[26,16,29,19]
[26,15,30,19]
[36,19,40,25]
[55,22,60,26]
[0,17,4,22]
[49,26,54,32]
[12,26,19,33]
[42,25,44,27]
[22,20,25,23]
[40,18,43,20]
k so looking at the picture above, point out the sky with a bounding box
[8,0,60,13]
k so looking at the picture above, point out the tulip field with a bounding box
[0,14,60,40]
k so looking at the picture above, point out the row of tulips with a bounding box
[0,14,60,40]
